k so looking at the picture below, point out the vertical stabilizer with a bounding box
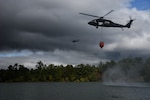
[126,19,134,28]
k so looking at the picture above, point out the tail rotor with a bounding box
[126,16,135,28]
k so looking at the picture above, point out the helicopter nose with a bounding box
[88,22,92,25]
[88,22,94,25]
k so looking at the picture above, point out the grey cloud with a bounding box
[0,0,131,52]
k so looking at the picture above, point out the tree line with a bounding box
[0,57,150,82]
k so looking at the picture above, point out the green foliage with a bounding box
[0,62,101,82]
[0,57,150,82]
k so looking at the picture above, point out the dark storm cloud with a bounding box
[0,0,87,51]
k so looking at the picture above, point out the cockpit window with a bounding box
[104,21,110,24]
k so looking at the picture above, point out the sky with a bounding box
[131,0,150,10]
[0,0,150,69]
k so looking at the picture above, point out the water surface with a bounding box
[0,82,150,100]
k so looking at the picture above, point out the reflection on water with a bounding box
[0,82,150,100]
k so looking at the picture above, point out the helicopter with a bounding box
[79,10,135,29]
[72,39,79,43]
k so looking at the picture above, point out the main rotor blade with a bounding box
[79,13,100,18]
[102,10,114,18]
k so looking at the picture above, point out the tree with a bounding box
[36,61,45,70]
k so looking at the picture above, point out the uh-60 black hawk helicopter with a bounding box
[79,10,135,30]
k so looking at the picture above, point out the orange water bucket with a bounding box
[99,41,104,48]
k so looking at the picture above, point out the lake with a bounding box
[0,82,150,100]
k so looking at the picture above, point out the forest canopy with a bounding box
[0,57,150,82]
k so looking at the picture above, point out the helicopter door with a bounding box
[99,22,103,25]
